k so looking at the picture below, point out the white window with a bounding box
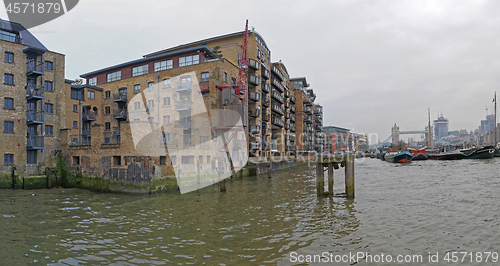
[88,77,97,86]
[163,115,170,125]
[134,102,140,110]
[163,97,170,106]
[107,71,121,82]
[163,78,170,88]
[148,82,154,91]
[134,84,140,93]
[148,99,154,110]
[154,59,173,71]
[87,90,95,99]
[132,64,149,76]
[178,54,199,67]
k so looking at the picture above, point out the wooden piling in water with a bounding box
[328,163,334,196]
[268,163,272,178]
[316,163,324,196]
[345,154,355,199]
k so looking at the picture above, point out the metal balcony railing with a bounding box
[290,106,296,113]
[271,116,284,128]
[27,136,44,149]
[113,93,128,102]
[249,59,260,70]
[26,85,44,100]
[26,62,44,76]
[175,82,192,92]
[262,96,270,107]
[262,82,270,93]
[249,75,260,86]
[26,110,44,124]
[272,91,284,103]
[249,91,260,102]
[113,109,127,120]
[290,95,296,103]
[271,104,284,116]
[249,109,260,118]
[271,78,285,92]
[272,66,285,81]
[176,100,191,111]
[70,134,91,146]
[250,125,261,134]
[262,69,270,80]
[82,111,96,121]
[174,120,191,129]
[103,131,120,144]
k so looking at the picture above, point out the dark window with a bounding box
[4,52,14,63]
[105,122,110,130]
[4,73,13,85]
[44,103,53,113]
[71,88,84,100]
[45,125,53,136]
[73,121,78,129]
[134,84,140,93]
[105,91,111,98]
[4,121,13,133]
[4,154,13,164]
[4,97,13,109]
[73,104,78,112]
[44,81,53,92]
[113,156,121,166]
[160,156,166,165]
[105,106,110,114]
[224,72,227,82]
[27,150,37,164]
[201,72,209,82]
[231,77,236,86]
[73,156,80,165]
[45,61,53,71]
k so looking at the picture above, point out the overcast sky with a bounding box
[2,0,499,142]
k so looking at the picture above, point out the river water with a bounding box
[1,158,499,265]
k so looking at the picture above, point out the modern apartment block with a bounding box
[0,19,66,174]
[313,104,324,154]
[322,126,353,154]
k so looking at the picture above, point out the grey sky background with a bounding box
[2,0,499,142]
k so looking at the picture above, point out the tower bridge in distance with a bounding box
[370,123,451,149]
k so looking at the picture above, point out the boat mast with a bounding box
[428,108,432,148]
[495,92,497,147]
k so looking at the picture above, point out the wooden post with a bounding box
[328,162,334,195]
[268,163,272,178]
[11,167,16,189]
[316,163,324,196]
[345,154,355,199]
[22,176,25,190]
[219,178,226,192]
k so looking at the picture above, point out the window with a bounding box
[198,155,203,164]
[231,77,236,86]
[44,81,53,92]
[154,60,173,71]
[163,79,170,88]
[4,73,13,85]
[44,103,53,114]
[73,156,80,165]
[4,121,13,133]
[182,156,194,165]
[201,72,209,82]
[27,150,37,164]
[88,77,97,86]
[178,54,199,67]
[160,156,166,165]
[224,72,227,82]
[118,87,127,96]
[0,30,17,42]
[132,64,149,76]
[4,97,13,109]
[4,154,13,164]
[45,61,53,71]
[107,71,121,82]
[148,99,154,110]
[73,121,78,129]
[105,106,110,114]
[134,84,140,93]
[134,102,140,110]
[87,90,95,99]
[94,108,98,115]
[45,125,53,136]
[148,82,154,91]
[73,104,78,112]
[171,156,176,165]
[105,91,111,98]
[113,156,121,166]
[163,97,170,107]
[163,115,170,125]
[105,122,111,130]
[207,155,211,164]
[5,52,14,63]
[71,89,84,100]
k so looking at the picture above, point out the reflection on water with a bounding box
[1,158,499,265]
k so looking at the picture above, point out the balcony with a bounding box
[284,90,290,98]
[70,134,91,146]
[26,110,44,124]
[249,75,260,86]
[307,126,314,132]
[305,97,313,106]
[285,111,290,119]
[262,111,270,121]
[183,134,193,147]
[112,109,127,120]
[291,116,296,122]
[315,124,322,131]
[271,90,284,103]
[271,103,284,116]
[82,111,96,121]
[290,125,296,132]
[271,116,284,128]
[103,131,120,144]
[249,91,261,102]
[285,123,290,130]
[271,78,285,92]
[262,126,271,136]
[175,82,192,92]
[250,142,261,150]
[262,69,270,80]
[249,59,260,70]
[304,107,312,114]
[175,100,191,111]
[290,106,296,113]
[314,109,322,115]
[272,66,285,81]
[315,116,321,123]
[174,120,191,129]
[285,101,290,109]
[26,61,44,77]
[27,136,44,150]
[26,85,44,100]
[263,142,270,150]
[290,95,296,103]
[262,82,270,93]
[249,109,260,118]
[262,96,270,107]
[113,93,128,102]
[304,116,313,124]
[290,135,296,142]
[250,125,261,134]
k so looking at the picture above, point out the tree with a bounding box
[72,78,84,86]
[212,46,223,58]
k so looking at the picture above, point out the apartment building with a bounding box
[313,104,324,154]
[323,126,353,155]
[290,77,318,155]
[0,19,66,174]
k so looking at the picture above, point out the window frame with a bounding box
[44,103,53,114]
[132,64,149,77]
[4,121,14,133]
[105,91,111,99]
[106,71,121,82]
[87,90,95,100]
[4,52,14,63]
[45,61,53,71]
[4,154,13,165]
[88,77,97,86]
[4,73,14,85]
[4,97,13,109]
[44,80,53,92]
[201,72,209,82]
[134,84,141,93]
[45,125,53,136]
[178,54,200,67]
[163,78,170,88]
[163,97,170,107]
[73,121,78,129]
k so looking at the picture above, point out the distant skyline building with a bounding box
[433,114,449,138]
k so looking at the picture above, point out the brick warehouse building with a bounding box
[1,19,325,177]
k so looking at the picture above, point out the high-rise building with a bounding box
[433,115,449,138]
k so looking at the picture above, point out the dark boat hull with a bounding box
[385,152,412,163]
[427,152,465,160]
[464,146,495,159]
[412,153,428,161]
[495,149,500,157]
